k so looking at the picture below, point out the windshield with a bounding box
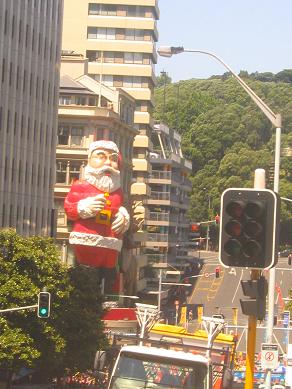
[109,354,208,389]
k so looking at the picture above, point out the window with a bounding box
[69,161,82,184]
[86,50,100,62]
[102,75,113,87]
[87,27,115,40]
[75,96,86,105]
[71,127,83,146]
[56,161,67,184]
[88,3,117,16]
[88,96,97,106]
[57,126,84,146]
[59,95,72,105]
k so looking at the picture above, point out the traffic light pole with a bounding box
[245,169,266,389]
[265,126,281,389]
[0,304,38,314]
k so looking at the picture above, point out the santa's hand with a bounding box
[112,207,130,234]
[77,194,106,219]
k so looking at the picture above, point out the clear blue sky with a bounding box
[156,0,292,82]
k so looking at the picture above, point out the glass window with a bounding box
[134,53,143,64]
[105,52,114,63]
[111,355,208,389]
[123,76,132,87]
[71,127,83,146]
[133,76,141,87]
[59,95,72,105]
[88,96,97,106]
[87,27,97,39]
[125,29,134,40]
[58,126,69,145]
[97,27,106,39]
[88,3,100,15]
[103,75,113,86]
[69,161,82,184]
[135,30,144,41]
[107,28,115,40]
[56,161,67,184]
[75,96,87,106]
[124,52,133,64]
[86,50,99,62]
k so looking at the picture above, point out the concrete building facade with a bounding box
[0,0,63,236]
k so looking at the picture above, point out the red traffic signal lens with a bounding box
[225,220,242,237]
[224,239,242,257]
[226,201,244,219]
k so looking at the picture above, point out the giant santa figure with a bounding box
[64,140,130,275]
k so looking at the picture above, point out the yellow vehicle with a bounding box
[98,304,237,389]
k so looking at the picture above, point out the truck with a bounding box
[97,303,237,389]
[285,344,292,389]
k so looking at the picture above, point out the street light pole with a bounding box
[158,46,282,389]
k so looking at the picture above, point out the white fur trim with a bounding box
[118,206,130,233]
[69,232,123,251]
[88,140,119,156]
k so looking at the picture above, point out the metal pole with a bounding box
[0,304,38,313]
[158,269,162,312]
[266,124,281,388]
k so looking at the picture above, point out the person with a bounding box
[64,140,130,291]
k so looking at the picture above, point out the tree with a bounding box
[0,230,105,386]
[156,71,172,88]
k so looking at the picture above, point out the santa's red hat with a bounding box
[88,140,122,169]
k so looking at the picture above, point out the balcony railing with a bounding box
[150,191,170,201]
[148,212,179,223]
[150,170,171,180]
[146,254,168,263]
[147,233,168,242]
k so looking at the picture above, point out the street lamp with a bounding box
[158,45,282,389]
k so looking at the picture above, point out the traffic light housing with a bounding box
[37,292,51,318]
[240,276,268,320]
[215,267,220,278]
[219,188,280,269]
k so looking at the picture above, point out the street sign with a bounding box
[261,343,279,370]
[283,310,290,328]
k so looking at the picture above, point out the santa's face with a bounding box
[89,148,119,171]
[85,148,121,192]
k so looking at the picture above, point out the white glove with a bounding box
[112,206,130,234]
[77,194,106,219]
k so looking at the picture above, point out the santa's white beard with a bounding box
[84,165,121,193]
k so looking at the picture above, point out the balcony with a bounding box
[130,182,151,196]
[147,212,179,223]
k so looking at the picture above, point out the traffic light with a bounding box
[215,267,220,278]
[240,276,267,320]
[219,188,280,269]
[37,291,51,318]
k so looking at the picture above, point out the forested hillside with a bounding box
[154,71,292,245]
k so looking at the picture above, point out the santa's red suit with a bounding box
[64,181,126,268]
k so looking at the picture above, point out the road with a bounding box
[187,251,292,353]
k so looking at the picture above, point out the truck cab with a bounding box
[108,345,210,389]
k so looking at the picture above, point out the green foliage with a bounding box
[0,230,105,381]
[154,71,292,245]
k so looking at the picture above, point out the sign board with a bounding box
[261,343,279,370]
[283,311,290,328]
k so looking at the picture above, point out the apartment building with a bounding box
[0,0,63,236]
[142,123,193,298]
[61,0,158,292]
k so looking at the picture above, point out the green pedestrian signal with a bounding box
[37,292,51,318]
